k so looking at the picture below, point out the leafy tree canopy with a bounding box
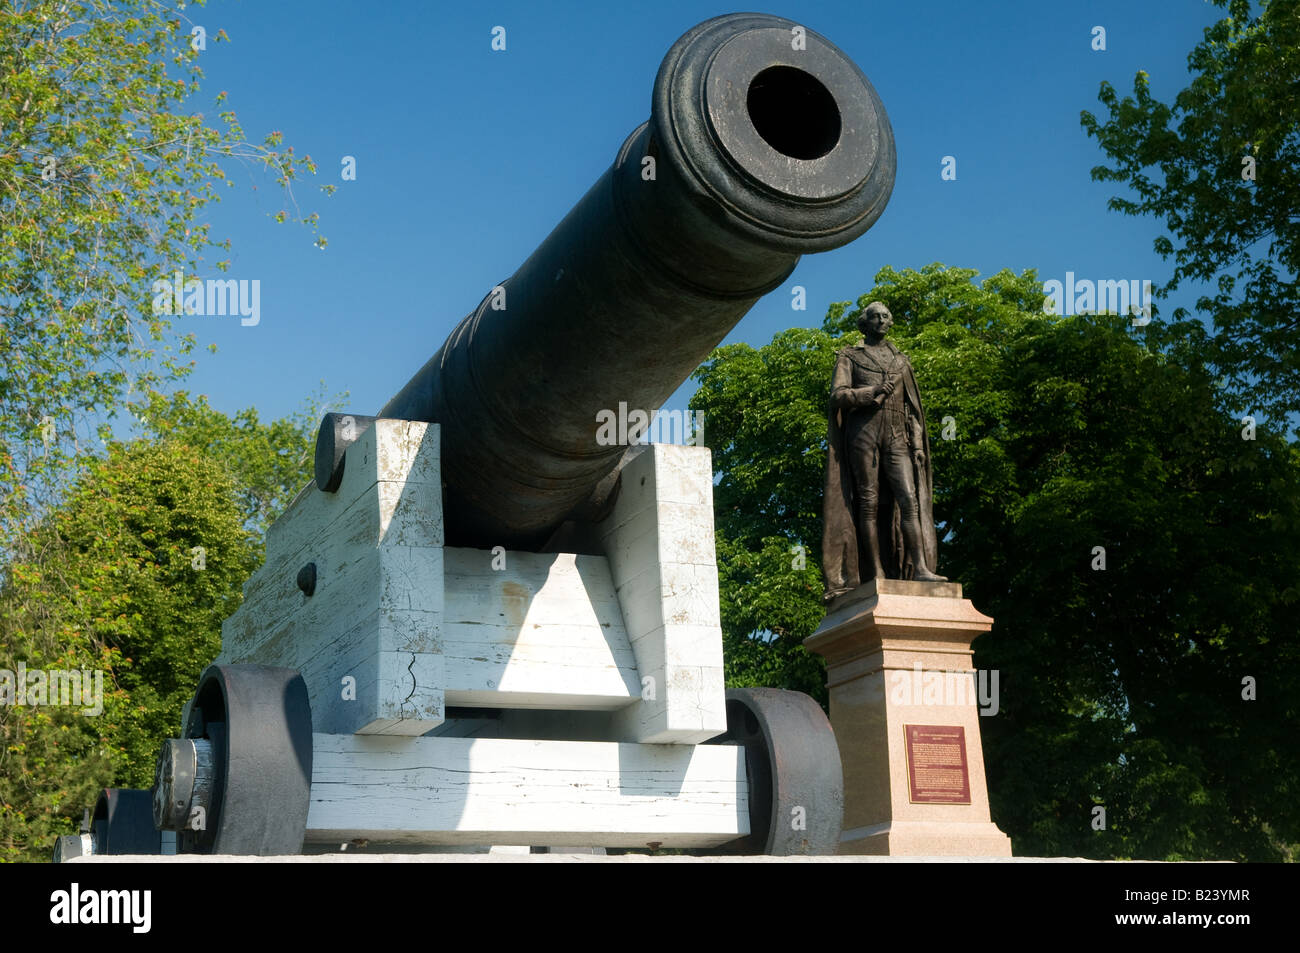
[1081,0,1300,429]
[0,0,327,550]
[0,438,253,862]
[136,388,333,537]
[693,263,1300,860]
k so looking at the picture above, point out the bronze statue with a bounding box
[823,301,945,601]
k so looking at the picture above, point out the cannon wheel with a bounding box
[52,788,161,860]
[707,687,843,855]
[175,664,313,855]
[93,788,162,855]
[51,832,95,863]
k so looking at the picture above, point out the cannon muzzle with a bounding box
[350,13,896,549]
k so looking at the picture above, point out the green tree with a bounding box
[0,439,254,862]
[690,327,838,703]
[137,389,331,537]
[1080,0,1300,430]
[0,0,328,551]
[692,263,1300,861]
[0,0,331,863]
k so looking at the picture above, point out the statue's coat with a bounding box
[822,342,938,601]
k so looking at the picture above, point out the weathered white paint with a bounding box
[598,445,727,743]
[217,420,446,735]
[305,733,748,848]
[442,547,639,709]
[215,427,729,750]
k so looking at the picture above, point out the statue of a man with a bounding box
[822,301,945,601]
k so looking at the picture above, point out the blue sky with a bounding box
[169,0,1226,426]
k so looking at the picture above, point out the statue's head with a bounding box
[857,301,893,337]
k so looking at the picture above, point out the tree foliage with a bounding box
[1080,0,1300,429]
[137,389,329,537]
[0,439,254,862]
[0,382,320,863]
[693,263,1300,860]
[0,1,336,864]
[690,326,837,702]
[0,0,327,551]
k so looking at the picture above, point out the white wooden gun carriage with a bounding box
[58,422,842,858]
[156,421,842,854]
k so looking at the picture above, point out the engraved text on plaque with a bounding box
[905,724,971,804]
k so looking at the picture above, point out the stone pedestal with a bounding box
[804,579,1012,857]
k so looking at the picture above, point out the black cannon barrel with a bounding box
[378,13,896,549]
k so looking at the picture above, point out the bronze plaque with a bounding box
[905,724,971,804]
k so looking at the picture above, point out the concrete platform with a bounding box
[69,853,1137,863]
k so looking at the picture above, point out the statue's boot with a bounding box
[901,518,947,582]
[859,514,888,582]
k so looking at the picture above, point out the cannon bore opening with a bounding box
[746,65,841,160]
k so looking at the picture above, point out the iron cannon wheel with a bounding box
[170,664,313,855]
[707,687,844,855]
[51,788,160,860]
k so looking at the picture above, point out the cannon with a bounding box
[338,11,895,551]
[66,12,895,858]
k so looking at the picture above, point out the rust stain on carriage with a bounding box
[501,580,530,630]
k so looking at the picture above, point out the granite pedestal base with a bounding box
[805,579,1012,857]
